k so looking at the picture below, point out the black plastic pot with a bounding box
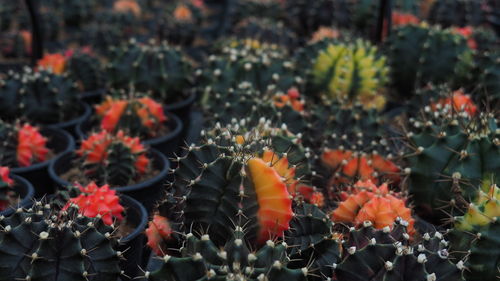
[0,175,35,217]
[76,111,183,157]
[165,90,196,141]
[119,195,148,280]
[79,88,105,105]
[48,102,91,139]
[49,149,170,213]
[11,127,75,198]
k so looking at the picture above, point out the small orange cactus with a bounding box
[173,4,193,21]
[145,215,173,255]
[431,89,477,116]
[37,53,66,74]
[17,124,49,167]
[273,88,304,112]
[330,180,415,236]
[66,182,124,225]
[113,0,141,16]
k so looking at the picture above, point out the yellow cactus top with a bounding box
[456,183,500,231]
[312,40,389,111]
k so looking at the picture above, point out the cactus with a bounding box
[67,50,105,92]
[159,1,202,46]
[333,220,465,281]
[470,51,500,102]
[386,23,474,99]
[235,0,285,23]
[197,39,302,94]
[427,0,485,28]
[64,182,125,226]
[0,167,14,211]
[106,39,192,104]
[330,180,415,235]
[448,183,500,281]
[0,68,81,124]
[0,120,50,168]
[0,31,31,59]
[150,123,309,249]
[145,228,309,281]
[76,130,150,186]
[404,108,500,224]
[113,0,141,17]
[310,39,389,110]
[0,201,122,281]
[94,95,167,138]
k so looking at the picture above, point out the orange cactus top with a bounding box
[321,149,400,185]
[247,157,293,243]
[17,124,49,167]
[273,88,304,112]
[113,0,141,16]
[95,96,167,135]
[66,182,124,226]
[431,89,477,117]
[0,167,13,186]
[173,4,193,21]
[145,215,173,256]
[37,53,66,74]
[77,130,149,175]
[330,180,415,236]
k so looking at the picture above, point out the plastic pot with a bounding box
[0,175,35,217]
[165,90,196,140]
[48,102,91,139]
[119,195,148,280]
[76,111,183,157]
[11,127,75,198]
[79,88,105,105]
[49,149,170,213]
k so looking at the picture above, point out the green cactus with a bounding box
[386,23,474,99]
[197,39,302,95]
[106,39,192,104]
[0,69,81,124]
[286,203,341,280]
[235,0,285,23]
[145,229,309,281]
[67,51,105,92]
[427,0,485,28]
[309,39,390,111]
[471,52,500,102]
[0,201,122,281]
[448,183,500,281]
[334,220,465,281]
[405,109,500,224]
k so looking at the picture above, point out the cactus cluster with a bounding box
[76,130,150,186]
[0,201,122,281]
[0,120,49,167]
[66,50,106,92]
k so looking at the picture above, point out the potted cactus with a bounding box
[51,181,148,280]
[77,94,183,156]
[0,188,147,281]
[0,68,91,137]
[49,130,169,212]
[0,120,74,197]
[0,166,34,216]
